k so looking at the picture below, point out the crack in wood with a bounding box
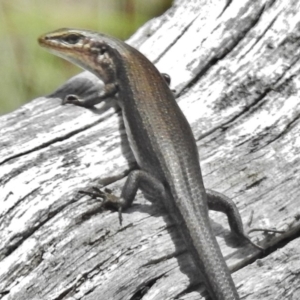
[238,13,280,62]
[178,2,267,97]
[153,12,201,65]
[0,194,79,260]
[129,274,167,300]
[0,116,108,167]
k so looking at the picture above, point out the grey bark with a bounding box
[1,0,300,299]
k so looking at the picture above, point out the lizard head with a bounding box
[38,28,120,84]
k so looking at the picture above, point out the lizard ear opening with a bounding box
[100,46,107,55]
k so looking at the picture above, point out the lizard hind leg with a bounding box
[79,170,166,225]
[206,189,284,251]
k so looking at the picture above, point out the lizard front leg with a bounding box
[63,82,118,107]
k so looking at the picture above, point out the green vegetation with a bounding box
[0,0,172,115]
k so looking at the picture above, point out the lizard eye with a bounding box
[63,34,82,45]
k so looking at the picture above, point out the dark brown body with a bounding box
[39,29,240,299]
[115,41,240,300]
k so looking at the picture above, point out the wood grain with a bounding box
[1,0,299,299]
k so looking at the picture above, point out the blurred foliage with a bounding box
[0,0,172,115]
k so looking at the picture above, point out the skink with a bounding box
[39,28,269,299]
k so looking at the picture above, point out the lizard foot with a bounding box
[79,187,124,225]
[62,94,94,107]
[62,94,82,105]
[244,210,285,251]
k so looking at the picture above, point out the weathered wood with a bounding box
[1,0,300,299]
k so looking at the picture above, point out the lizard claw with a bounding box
[243,210,285,251]
[79,186,124,225]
